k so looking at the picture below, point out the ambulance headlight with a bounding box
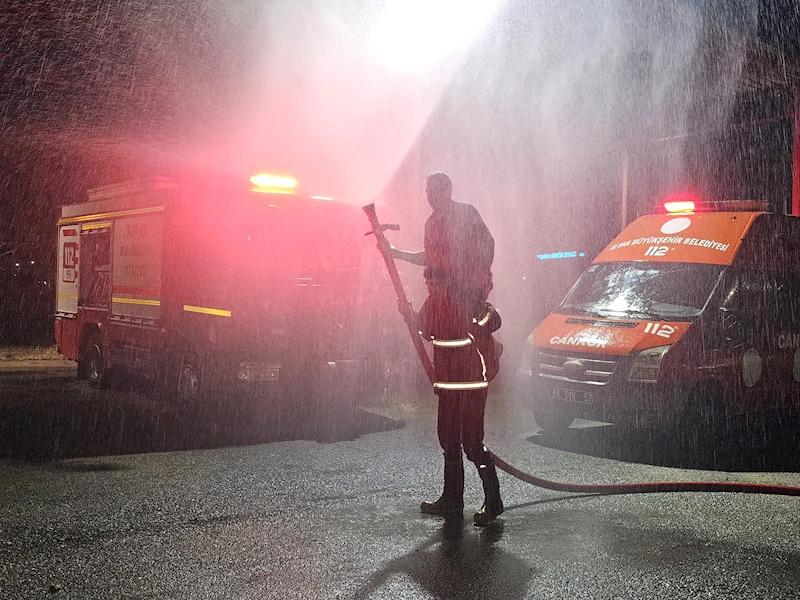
[627,345,670,383]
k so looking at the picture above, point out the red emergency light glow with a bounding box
[662,195,770,214]
[250,173,298,191]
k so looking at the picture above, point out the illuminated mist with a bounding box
[1,0,765,380]
[181,0,762,378]
[200,0,757,370]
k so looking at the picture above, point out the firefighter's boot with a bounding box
[420,456,464,516]
[474,462,503,526]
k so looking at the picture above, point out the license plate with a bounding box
[552,387,592,404]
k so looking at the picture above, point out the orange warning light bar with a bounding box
[250,173,298,192]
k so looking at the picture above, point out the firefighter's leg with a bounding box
[420,391,464,516]
[474,457,503,526]
[462,388,503,526]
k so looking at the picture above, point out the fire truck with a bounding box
[518,198,800,441]
[55,175,401,405]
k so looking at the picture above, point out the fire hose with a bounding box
[363,203,800,498]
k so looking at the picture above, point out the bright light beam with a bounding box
[370,0,500,72]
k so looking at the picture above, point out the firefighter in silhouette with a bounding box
[388,171,503,526]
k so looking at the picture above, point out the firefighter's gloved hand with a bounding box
[376,236,391,255]
[398,300,418,327]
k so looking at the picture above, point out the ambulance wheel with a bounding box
[83,333,111,389]
[533,401,574,433]
[176,355,203,405]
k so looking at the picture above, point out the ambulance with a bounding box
[518,199,800,438]
[55,175,400,404]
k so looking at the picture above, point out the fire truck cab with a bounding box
[55,176,400,405]
[518,200,800,439]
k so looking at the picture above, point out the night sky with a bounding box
[690,0,800,56]
[0,0,798,271]
[756,0,800,56]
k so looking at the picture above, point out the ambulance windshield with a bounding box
[560,261,724,320]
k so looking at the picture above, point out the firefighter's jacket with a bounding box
[419,289,501,391]
[424,199,494,301]
[418,198,500,390]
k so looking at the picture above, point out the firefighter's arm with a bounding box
[374,236,425,266]
[390,247,426,266]
[398,299,419,328]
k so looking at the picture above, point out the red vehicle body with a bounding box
[55,177,401,403]
[518,205,800,436]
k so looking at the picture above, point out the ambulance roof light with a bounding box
[662,191,700,214]
[664,200,696,214]
[662,199,770,214]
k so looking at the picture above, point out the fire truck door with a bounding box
[78,228,111,310]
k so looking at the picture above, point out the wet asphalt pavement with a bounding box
[1,361,800,599]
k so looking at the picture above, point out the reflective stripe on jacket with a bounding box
[429,333,488,389]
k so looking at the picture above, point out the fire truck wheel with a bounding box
[176,355,202,404]
[83,334,111,389]
[532,401,575,433]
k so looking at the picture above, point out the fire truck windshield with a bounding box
[559,261,725,320]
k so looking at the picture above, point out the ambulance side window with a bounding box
[720,272,765,344]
